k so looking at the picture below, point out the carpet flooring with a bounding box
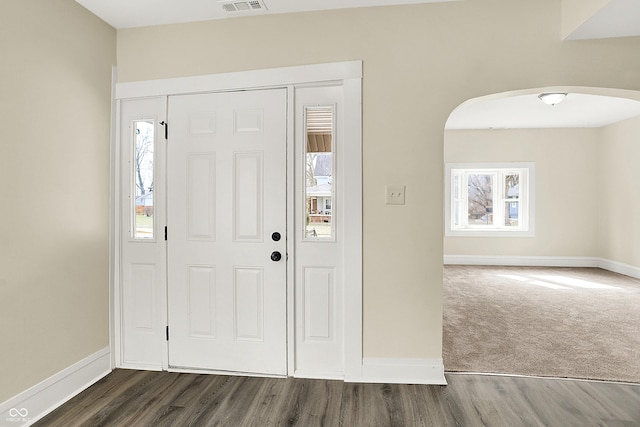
[443,265,640,383]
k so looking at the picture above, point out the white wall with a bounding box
[598,116,640,267]
[0,0,116,402]
[114,0,640,360]
[444,128,600,257]
[562,0,611,38]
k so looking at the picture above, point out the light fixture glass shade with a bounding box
[538,93,567,106]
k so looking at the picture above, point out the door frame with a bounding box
[111,61,363,380]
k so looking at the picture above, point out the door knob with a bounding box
[270,251,282,262]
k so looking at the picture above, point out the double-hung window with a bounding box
[446,163,535,237]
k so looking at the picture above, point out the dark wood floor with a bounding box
[36,369,640,426]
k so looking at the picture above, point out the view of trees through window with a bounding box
[467,173,520,226]
[133,120,154,239]
[451,167,526,231]
[467,174,494,225]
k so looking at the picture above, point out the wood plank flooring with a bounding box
[35,369,640,426]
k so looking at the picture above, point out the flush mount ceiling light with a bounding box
[538,93,568,106]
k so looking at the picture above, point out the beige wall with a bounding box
[115,0,640,360]
[0,0,115,402]
[598,116,640,266]
[444,128,600,257]
[445,119,640,269]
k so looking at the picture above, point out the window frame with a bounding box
[131,118,157,241]
[445,162,535,237]
[302,104,337,242]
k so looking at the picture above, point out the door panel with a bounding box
[234,152,263,241]
[167,89,287,375]
[294,85,345,377]
[119,97,167,369]
[304,267,334,340]
[188,265,216,337]
[187,154,216,240]
[234,267,264,341]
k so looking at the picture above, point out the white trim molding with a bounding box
[115,61,362,99]
[360,359,447,385]
[0,347,111,426]
[596,258,640,280]
[444,255,599,267]
[445,162,536,238]
[342,77,364,382]
[443,255,640,279]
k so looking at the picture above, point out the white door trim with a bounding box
[115,61,362,99]
[112,61,363,380]
[342,77,363,382]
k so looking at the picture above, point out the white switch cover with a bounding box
[385,185,405,205]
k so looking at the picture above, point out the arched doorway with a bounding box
[442,87,640,383]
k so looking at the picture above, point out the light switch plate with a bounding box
[385,185,405,205]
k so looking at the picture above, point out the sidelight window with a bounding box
[132,120,155,240]
[304,106,335,240]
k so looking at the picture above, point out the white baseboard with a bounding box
[443,255,640,279]
[596,258,640,279]
[360,358,447,385]
[0,347,111,426]
[443,255,600,267]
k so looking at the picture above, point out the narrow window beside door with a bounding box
[132,120,155,240]
[304,106,335,241]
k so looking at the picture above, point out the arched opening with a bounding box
[442,87,640,383]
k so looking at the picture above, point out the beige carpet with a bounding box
[443,265,640,383]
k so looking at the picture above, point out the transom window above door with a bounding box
[445,163,535,237]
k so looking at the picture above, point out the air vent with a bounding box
[219,0,267,14]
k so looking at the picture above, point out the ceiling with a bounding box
[445,93,640,130]
[76,0,640,38]
[75,0,457,29]
[76,0,640,130]
[565,0,640,40]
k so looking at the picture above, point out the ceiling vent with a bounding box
[219,0,268,14]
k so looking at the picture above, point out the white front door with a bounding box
[167,89,287,375]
